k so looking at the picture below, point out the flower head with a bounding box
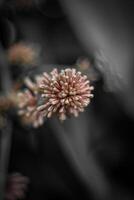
[7,42,38,66]
[17,89,43,128]
[37,68,94,120]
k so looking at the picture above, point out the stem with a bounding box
[0,45,13,200]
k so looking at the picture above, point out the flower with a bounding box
[5,173,29,200]
[17,89,44,128]
[7,42,38,66]
[24,77,38,93]
[76,57,100,82]
[76,57,91,70]
[37,68,94,121]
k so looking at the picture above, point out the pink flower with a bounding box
[7,42,38,66]
[5,173,29,200]
[37,68,94,121]
[17,89,44,128]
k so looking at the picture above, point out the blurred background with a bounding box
[0,0,134,200]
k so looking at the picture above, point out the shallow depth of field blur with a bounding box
[0,0,134,200]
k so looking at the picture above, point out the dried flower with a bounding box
[37,68,94,121]
[7,42,38,66]
[5,173,29,200]
[17,89,43,128]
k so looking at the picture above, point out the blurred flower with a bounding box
[7,42,39,66]
[24,77,38,94]
[17,88,44,128]
[76,57,100,82]
[5,173,29,200]
[76,57,91,70]
[37,68,94,121]
[0,91,24,112]
[0,96,12,112]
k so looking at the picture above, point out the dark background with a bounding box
[0,0,134,200]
